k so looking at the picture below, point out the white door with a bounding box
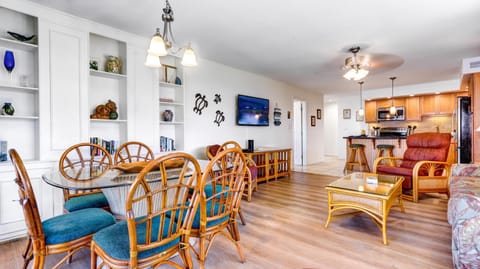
[293,100,307,166]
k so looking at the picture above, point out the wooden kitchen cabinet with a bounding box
[421,93,456,115]
[376,98,405,109]
[405,96,421,121]
[365,100,377,123]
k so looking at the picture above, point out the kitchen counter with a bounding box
[343,136,406,148]
[343,136,408,171]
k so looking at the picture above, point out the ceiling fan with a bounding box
[342,46,370,81]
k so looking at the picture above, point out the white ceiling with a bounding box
[28,0,480,95]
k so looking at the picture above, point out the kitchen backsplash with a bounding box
[368,115,453,134]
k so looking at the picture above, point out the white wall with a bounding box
[183,59,324,164]
[324,102,338,156]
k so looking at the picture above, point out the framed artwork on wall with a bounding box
[311,116,316,126]
[317,109,322,119]
[343,109,351,119]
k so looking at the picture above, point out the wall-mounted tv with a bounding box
[236,94,269,126]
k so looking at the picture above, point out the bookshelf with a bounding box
[0,7,39,161]
[88,33,127,148]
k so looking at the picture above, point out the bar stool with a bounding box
[376,144,394,165]
[344,144,370,173]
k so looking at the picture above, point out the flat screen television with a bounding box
[236,94,269,126]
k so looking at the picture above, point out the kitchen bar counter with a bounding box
[343,136,408,171]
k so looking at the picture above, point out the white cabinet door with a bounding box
[39,21,88,160]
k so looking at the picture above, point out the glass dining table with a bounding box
[42,160,211,219]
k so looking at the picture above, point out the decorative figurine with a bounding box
[89,60,98,70]
[162,110,174,121]
[90,99,118,120]
[175,76,182,85]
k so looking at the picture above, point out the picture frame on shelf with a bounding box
[343,109,351,119]
[356,110,364,122]
[311,116,316,127]
[161,64,177,84]
[316,109,322,119]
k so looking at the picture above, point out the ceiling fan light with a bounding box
[147,29,168,56]
[181,45,198,66]
[343,68,369,81]
[144,53,162,68]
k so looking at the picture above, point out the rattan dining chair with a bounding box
[59,142,112,212]
[91,152,203,269]
[190,147,247,269]
[114,141,154,164]
[9,149,115,269]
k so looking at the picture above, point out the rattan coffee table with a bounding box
[324,172,404,245]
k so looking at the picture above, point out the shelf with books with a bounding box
[158,55,184,151]
[88,33,127,146]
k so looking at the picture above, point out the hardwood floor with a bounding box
[0,172,452,268]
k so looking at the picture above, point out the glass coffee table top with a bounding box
[327,172,403,196]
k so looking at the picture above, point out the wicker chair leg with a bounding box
[238,208,246,225]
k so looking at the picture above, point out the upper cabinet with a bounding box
[365,100,377,123]
[405,96,421,121]
[420,93,456,116]
[88,33,127,151]
[0,7,39,161]
[158,56,184,152]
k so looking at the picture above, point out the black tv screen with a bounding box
[236,94,269,126]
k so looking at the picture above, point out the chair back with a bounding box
[9,149,44,243]
[114,141,154,164]
[59,142,112,201]
[206,144,221,160]
[201,147,247,229]
[400,133,451,169]
[125,152,202,267]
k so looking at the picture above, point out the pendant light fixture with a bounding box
[358,81,364,117]
[389,77,397,115]
[145,0,198,67]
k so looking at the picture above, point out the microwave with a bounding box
[377,106,405,121]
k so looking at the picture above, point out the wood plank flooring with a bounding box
[0,172,452,268]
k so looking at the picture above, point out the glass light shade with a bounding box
[181,46,198,66]
[144,53,162,68]
[343,68,369,81]
[389,105,397,115]
[358,108,364,117]
[147,33,168,56]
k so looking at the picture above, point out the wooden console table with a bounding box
[244,148,291,183]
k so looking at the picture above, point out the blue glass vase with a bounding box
[3,50,15,74]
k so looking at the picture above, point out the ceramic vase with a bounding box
[2,102,15,116]
[162,110,173,121]
[105,55,121,74]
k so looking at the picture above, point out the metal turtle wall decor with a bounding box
[193,93,208,115]
[214,110,225,126]
[214,94,222,104]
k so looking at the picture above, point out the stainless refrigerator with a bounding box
[456,96,472,163]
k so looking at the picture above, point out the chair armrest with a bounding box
[412,160,451,177]
[245,157,256,167]
[373,157,403,173]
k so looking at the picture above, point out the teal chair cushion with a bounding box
[191,200,229,229]
[64,192,109,212]
[92,216,179,261]
[42,208,115,245]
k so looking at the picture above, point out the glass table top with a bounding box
[327,172,403,196]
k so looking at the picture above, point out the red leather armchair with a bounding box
[373,132,452,203]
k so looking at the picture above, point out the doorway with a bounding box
[293,100,307,166]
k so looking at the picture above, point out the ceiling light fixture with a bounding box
[145,0,198,68]
[389,77,397,115]
[358,81,364,117]
[343,47,369,81]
